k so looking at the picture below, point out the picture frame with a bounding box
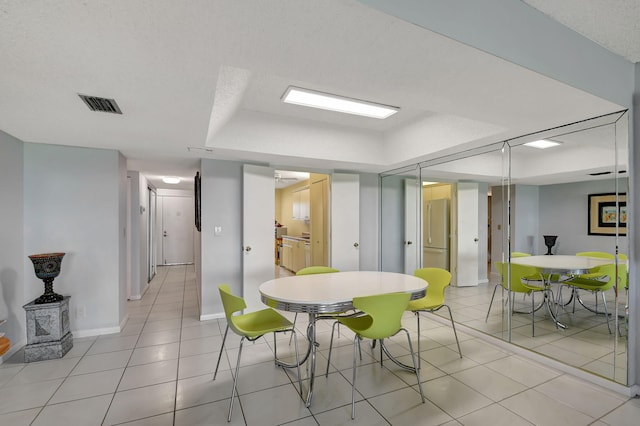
[194,171,201,232]
[588,192,626,236]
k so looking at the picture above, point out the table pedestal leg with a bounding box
[304,313,317,407]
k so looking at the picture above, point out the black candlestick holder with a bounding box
[543,235,557,255]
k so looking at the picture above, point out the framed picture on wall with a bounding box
[194,171,201,232]
[588,192,626,236]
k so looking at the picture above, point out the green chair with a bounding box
[486,262,547,336]
[289,266,340,344]
[325,292,424,419]
[408,268,461,365]
[214,285,302,422]
[511,252,531,258]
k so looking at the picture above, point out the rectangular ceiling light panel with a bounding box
[282,86,398,119]
[523,139,561,149]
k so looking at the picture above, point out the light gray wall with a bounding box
[538,179,627,255]
[126,171,143,299]
[0,131,25,357]
[514,185,540,254]
[380,175,405,273]
[200,159,243,318]
[359,173,379,271]
[24,143,124,335]
[118,153,127,325]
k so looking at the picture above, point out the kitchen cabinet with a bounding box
[281,239,294,270]
[310,176,328,266]
[281,237,310,272]
[293,187,310,220]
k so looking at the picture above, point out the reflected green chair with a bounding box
[408,268,461,366]
[557,251,626,334]
[289,266,340,344]
[214,284,302,422]
[486,262,547,336]
[325,292,425,419]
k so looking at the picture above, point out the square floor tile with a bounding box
[30,394,112,426]
[103,382,176,425]
[118,359,178,391]
[129,342,180,366]
[0,379,63,414]
[70,350,132,375]
[49,368,124,404]
[239,384,311,426]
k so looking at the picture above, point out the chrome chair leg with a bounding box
[228,337,245,422]
[213,324,229,381]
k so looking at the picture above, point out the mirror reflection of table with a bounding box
[510,255,613,328]
[259,271,427,407]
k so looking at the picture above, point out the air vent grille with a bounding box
[78,94,122,114]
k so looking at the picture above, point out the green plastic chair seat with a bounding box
[327,292,424,419]
[230,308,295,338]
[296,266,339,275]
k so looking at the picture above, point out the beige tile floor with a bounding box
[0,265,638,425]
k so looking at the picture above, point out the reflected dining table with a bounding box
[259,270,427,406]
[510,255,612,329]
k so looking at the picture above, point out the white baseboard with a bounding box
[119,314,129,331]
[73,326,122,338]
[128,294,142,301]
[200,312,225,321]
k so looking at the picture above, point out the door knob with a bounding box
[474,238,479,242]
[163,231,167,237]
[405,240,413,245]
[245,246,252,252]
[353,242,359,248]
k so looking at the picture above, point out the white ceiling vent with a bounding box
[78,94,122,114]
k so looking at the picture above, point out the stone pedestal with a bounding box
[23,296,73,362]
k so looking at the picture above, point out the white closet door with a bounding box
[456,182,479,286]
[331,173,360,271]
[242,164,275,312]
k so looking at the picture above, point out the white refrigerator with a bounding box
[423,198,450,270]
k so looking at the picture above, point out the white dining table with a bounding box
[259,270,427,407]
[510,255,612,328]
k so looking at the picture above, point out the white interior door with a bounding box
[243,164,275,312]
[161,195,194,264]
[404,178,419,274]
[331,173,359,271]
[456,182,480,286]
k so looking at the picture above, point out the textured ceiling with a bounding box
[523,0,640,63]
[0,0,630,189]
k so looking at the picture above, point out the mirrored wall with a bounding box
[381,111,629,384]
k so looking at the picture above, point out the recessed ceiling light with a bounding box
[523,139,561,149]
[282,86,399,119]
[422,181,439,186]
[162,177,181,184]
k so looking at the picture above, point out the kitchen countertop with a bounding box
[282,235,310,242]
